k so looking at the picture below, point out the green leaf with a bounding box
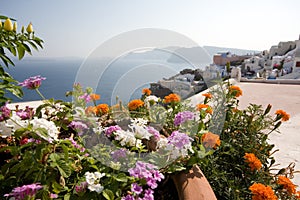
[52,181,64,193]
[13,127,28,138]
[57,159,72,178]
[28,41,38,51]
[102,189,115,200]
[0,53,15,67]
[114,173,128,182]
[64,193,71,200]
[41,190,51,200]
[17,44,25,60]
[9,45,17,56]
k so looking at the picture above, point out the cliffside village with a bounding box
[150,35,300,99]
[205,35,300,80]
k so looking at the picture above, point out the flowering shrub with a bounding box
[1,16,300,200]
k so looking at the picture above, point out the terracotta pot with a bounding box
[172,165,217,200]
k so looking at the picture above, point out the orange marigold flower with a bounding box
[249,183,277,200]
[202,93,212,99]
[128,99,144,111]
[244,153,262,171]
[275,110,290,121]
[202,132,221,148]
[96,104,109,114]
[296,191,300,199]
[197,104,213,114]
[85,106,97,115]
[197,104,208,110]
[229,85,243,97]
[142,88,152,96]
[277,176,296,194]
[164,93,181,103]
[90,93,100,101]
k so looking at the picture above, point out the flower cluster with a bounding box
[1,67,300,200]
[249,183,277,200]
[277,175,297,195]
[123,161,164,200]
[4,183,43,200]
[85,171,106,193]
[174,111,195,126]
[164,131,194,159]
[244,153,262,171]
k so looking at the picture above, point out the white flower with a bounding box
[85,171,105,193]
[130,124,152,140]
[130,118,148,127]
[30,117,59,143]
[144,95,159,108]
[157,137,168,149]
[114,130,137,147]
[5,114,29,131]
[88,184,104,193]
[93,124,104,134]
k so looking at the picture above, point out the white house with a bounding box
[244,56,264,71]
[293,38,300,72]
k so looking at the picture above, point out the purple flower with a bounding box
[131,183,143,195]
[0,104,11,122]
[146,126,160,140]
[28,138,41,144]
[16,106,34,120]
[19,75,46,90]
[66,138,85,152]
[143,189,154,200]
[68,121,88,136]
[79,93,91,103]
[75,182,87,193]
[122,194,135,200]
[111,148,128,161]
[128,161,164,189]
[105,125,122,137]
[174,111,195,126]
[4,183,43,200]
[168,131,193,149]
[50,193,58,199]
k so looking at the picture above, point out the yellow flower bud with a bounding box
[4,18,13,31]
[0,21,2,28]
[26,22,33,33]
[13,22,17,32]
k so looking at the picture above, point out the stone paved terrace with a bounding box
[237,82,300,188]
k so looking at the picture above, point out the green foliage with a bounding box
[197,83,299,199]
[0,15,43,105]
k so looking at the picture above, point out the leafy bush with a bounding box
[0,15,43,105]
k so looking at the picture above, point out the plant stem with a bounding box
[35,88,46,100]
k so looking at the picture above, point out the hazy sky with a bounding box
[1,0,300,58]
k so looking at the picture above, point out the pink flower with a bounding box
[50,193,58,199]
[19,75,46,90]
[4,183,43,200]
[79,93,91,103]
[105,125,122,137]
[0,103,11,122]
[68,121,88,136]
[16,106,34,120]
[174,111,195,126]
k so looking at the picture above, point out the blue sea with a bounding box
[7,55,206,105]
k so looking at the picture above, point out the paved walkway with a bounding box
[237,82,300,188]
